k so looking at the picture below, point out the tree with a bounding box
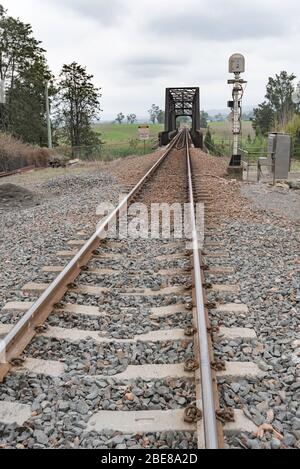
[55,62,101,147]
[7,58,54,146]
[116,112,125,124]
[177,116,190,126]
[286,114,300,158]
[157,109,165,124]
[252,102,275,136]
[242,111,254,120]
[0,6,52,144]
[127,113,136,124]
[253,71,298,135]
[204,127,215,153]
[266,71,297,128]
[200,110,209,128]
[148,104,160,124]
[214,113,225,122]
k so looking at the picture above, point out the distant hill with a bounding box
[207,105,255,116]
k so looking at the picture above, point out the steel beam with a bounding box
[162,87,202,148]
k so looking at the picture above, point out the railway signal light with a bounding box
[227,53,247,170]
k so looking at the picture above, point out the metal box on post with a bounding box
[267,133,291,180]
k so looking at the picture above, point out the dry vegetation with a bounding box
[0,133,52,173]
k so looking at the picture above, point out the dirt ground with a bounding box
[0,150,164,196]
[0,183,41,210]
[241,184,300,223]
[190,151,300,227]
[1,149,299,224]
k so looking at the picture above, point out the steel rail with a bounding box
[0,132,183,380]
[0,165,37,179]
[185,130,219,449]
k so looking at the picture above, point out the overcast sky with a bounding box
[2,0,300,120]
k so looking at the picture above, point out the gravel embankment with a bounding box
[0,151,163,311]
[241,184,300,222]
[1,145,299,449]
[0,148,198,449]
[191,149,300,450]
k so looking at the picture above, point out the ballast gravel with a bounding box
[1,146,299,449]
[191,149,300,449]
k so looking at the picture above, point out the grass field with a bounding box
[94,123,164,144]
[291,160,300,171]
[205,121,269,157]
[208,121,256,140]
[91,121,258,160]
[90,121,299,163]
[89,123,164,159]
[94,121,255,144]
[94,121,254,148]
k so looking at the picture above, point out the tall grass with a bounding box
[0,133,51,173]
[56,138,159,162]
[286,115,300,159]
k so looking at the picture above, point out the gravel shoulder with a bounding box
[191,149,300,450]
[0,151,163,311]
[0,148,299,449]
[0,148,196,450]
[241,183,300,223]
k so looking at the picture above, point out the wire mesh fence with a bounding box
[204,135,300,162]
[55,138,159,162]
[204,138,232,157]
[203,133,300,183]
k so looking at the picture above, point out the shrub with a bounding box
[285,114,300,158]
[0,133,52,172]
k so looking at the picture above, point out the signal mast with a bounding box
[227,54,247,170]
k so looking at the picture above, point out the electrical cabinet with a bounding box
[267,133,291,180]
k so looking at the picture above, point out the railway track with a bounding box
[0,130,259,449]
[0,166,37,179]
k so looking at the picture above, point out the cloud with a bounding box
[146,1,293,41]
[52,0,127,24]
[125,56,186,67]
[2,0,300,119]
[122,55,189,79]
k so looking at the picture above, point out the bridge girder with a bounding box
[160,87,202,148]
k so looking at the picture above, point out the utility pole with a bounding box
[45,81,53,149]
[0,78,6,131]
[0,79,5,104]
[227,54,247,170]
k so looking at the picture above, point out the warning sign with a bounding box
[138,125,150,141]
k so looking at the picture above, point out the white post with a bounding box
[0,79,6,104]
[232,78,241,157]
[228,54,247,167]
[45,82,53,149]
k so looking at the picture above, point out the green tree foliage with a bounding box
[252,101,275,136]
[204,127,215,153]
[148,104,160,124]
[200,111,209,128]
[0,5,52,144]
[214,113,225,122]
[157,109,165,124]
[242,111,254,120]
[286,114,300,157]
[266,71,297,127]
[252,71,298,135]
[127,113,136,124]
[116,112,125,124]
[55,62,101,147]
[177,116,191,126]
